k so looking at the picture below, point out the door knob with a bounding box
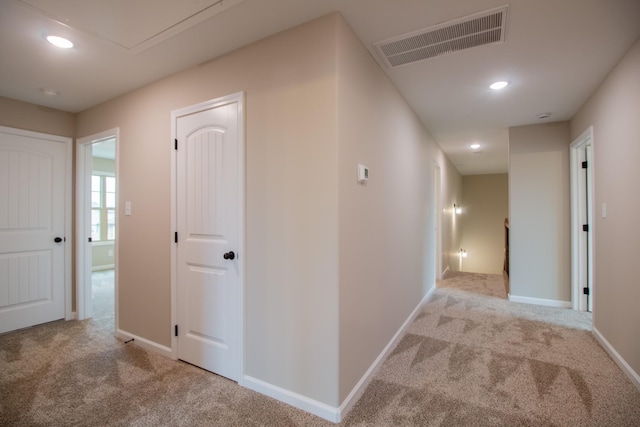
[223,251,235,260]
[54,237,63,243]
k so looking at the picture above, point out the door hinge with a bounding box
[174,325,178,337]
[174,138,178,150]
[582,224,589,232]
[174,232,178,243]
[581,161,588,169]
[583,287,590,295]
[88,237,92,242]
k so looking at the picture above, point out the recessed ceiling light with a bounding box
[46,35,74,49]
[490,81,509,90]
[40,88,59,97]
[470,143,481,150]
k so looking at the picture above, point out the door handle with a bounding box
[223,251,235,260]
[54,237,63,243]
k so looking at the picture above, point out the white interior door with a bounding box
[571,128,593,312]
[175,94,243,381]
[0,127,68,334]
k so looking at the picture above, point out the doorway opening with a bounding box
[434,162,443,280]
[76,129,119,327]
[570,127,594,312]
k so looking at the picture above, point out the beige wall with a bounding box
[571,37,640,379]
[460,174,508,274]
[335,19,461,402]
[442,157,463,274]
[92,156,114,173]
[75,13,462,409]
[0,96,75,137]
[78,14,340,405]
[509,122,571,303]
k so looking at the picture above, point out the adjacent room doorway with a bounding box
[76,129,118,323]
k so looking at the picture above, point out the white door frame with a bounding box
[0,125,73,322]
[570,126,594,312]
[170,92,245,382]
[76,128,119,321]
[434,161,443,280]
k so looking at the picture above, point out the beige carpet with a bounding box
[437,270,508,299]
[1,272,639,426]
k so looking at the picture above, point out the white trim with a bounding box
[91,241,115,247]
[243,376,340,423]
[338,285,435,421]
[170,92,245,374]
[0,126,73,324]
[441,265,450,279]
[433,161,443,281]
[92,264,115,272]
[508,294,571,308]
[92,170,115,177]
[64,133,73,321]
[593,327,640,391]
[243,286,436,423]
[570,126,595,312]
[76,129,119,323]
[170,115,177,360]
[115,329,173,359]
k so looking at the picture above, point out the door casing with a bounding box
[434,161,443,280]
[170,92,245,382]
[76,128,119,321]
[570,126,594,312]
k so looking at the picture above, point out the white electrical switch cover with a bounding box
[125,201,132,216]
[602,202,606,218]
[358,164,369,184]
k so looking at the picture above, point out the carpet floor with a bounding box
[1,271,639,426]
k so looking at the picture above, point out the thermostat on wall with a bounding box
[358,164,369,184]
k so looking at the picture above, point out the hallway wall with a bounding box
[571,36,640,384]
[460,173,508,274]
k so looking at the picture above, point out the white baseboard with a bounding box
[115,329,173,358]
[508,294,571,308]
[441,265,450,279]
[242,286,436,424]
[337,284,435,421]
[242,376,340,423]
[593,327,640,392]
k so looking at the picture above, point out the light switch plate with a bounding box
[125,201,132,216]
[358,164,369,184]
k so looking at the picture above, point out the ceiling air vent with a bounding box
[374,5,508,68]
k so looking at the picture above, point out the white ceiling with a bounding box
[1,0,639,175]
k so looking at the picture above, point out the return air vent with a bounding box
[374,5,508,68]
